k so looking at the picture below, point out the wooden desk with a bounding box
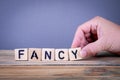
[0,50,119,80]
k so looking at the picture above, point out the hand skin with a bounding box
[71,16,120,58]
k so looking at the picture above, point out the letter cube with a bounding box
[42,48,55,61]
[55,49,69,61]
[15,48,28,61]
[28,48,42,61]
[69,48,82,60]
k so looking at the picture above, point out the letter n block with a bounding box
[15,48,28,61]
[69,48,82,60]
[55,49,69,61]
[29,48,42,61]
[42,48,55,61]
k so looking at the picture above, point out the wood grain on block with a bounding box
[69,48,82,60]
[55,49,69,61]
[42,48,55,61]
[28,48,42,61]
[15,48,28,61]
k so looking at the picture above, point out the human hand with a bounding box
[71,16,120,58]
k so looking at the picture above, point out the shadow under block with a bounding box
[15,48,28,61]
[42,48,55,61]
[29,48,42,61]
[69,48,82,60]
[55,49,69,61]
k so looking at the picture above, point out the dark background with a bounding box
[0,0,120,49]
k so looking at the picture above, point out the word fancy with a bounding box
[15,48,82,61]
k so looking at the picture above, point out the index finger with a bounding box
[71,17,98,48]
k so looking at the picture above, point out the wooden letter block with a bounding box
[28,48,42,61]
[69,48,82,60]
[15,48,28,61]
[42,48,55,61]
[55,49,69,61]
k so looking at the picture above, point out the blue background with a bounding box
[0,0,120,49]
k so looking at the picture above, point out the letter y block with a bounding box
[69,48,82,60]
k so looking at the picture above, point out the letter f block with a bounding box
[15,48,28,61]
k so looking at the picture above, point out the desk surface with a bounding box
[0,50,120,80]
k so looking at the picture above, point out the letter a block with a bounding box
[69,48,82,60]
[29,48,42,61]
[15,48,28,61]
[55,49,69,61]
[42,48,55,61]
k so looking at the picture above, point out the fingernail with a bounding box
[81,50,87,58]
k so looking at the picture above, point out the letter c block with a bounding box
[55,49,68,61]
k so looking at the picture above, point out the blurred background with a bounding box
[0,0,120,49]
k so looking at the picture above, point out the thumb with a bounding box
[80,39,105,58]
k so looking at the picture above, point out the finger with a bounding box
[71,26,87,48]
[80,38,105,58]
[71,17,98,48]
